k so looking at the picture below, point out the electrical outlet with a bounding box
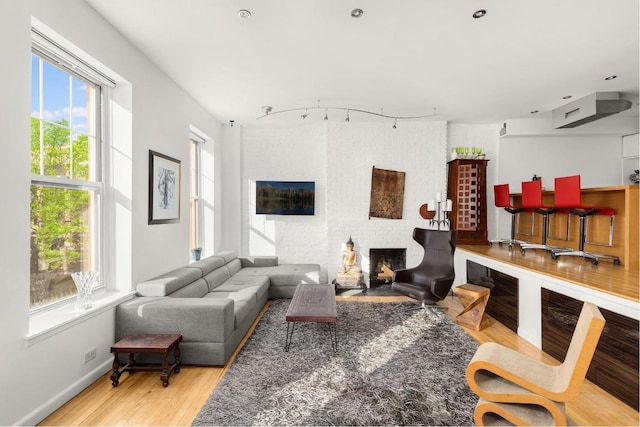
[84,348,97,364]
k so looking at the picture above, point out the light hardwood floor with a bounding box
[40,295,639,426]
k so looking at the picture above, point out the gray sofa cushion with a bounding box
[214,275,270,301]
[240,256,278,267]
[204,291,255,328]
[137,267,203,296]
[203,268,231,291]
[225,258,243,276]
[216,250,238,263]
[169,278,209,298]
[270,264,321,286]
[235,264,321,287]
[233,266,277,277]
[187,256,226,276]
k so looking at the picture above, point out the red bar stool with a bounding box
[519,180,571,254]
[550,175,619,265]
[489,184,530,249]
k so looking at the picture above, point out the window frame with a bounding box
[189,133,205,251]
[29,30,111,312]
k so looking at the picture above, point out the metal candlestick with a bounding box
[429,201,450,230]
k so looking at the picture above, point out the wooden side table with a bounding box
[454,284,490,331]
[110,334,182,387]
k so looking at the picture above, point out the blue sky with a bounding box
[31,54,88,132]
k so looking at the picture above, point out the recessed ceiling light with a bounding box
[605,75,617,80]
[562,95,572,99]
[351,8,364,18]
[238,9,251,19]
[472,9,487,19]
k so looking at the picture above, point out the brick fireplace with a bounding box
[369,248,406,286]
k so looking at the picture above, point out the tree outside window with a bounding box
[30,51,101,309]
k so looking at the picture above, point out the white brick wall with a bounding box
[326,121,448,284]
[242,121,449,285]
[242,124,329,270]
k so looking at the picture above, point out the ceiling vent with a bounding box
[552,92,632,129]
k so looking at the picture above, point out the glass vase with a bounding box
[71,271,98,310]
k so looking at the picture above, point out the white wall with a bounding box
[221,124,244,254]
[498,136,623,189]
[0,1,222,425]
[0,3,33,425]
[242,124,329,269]
[494,118,638,239]
[240,121,448,282]
[325,122,448,280]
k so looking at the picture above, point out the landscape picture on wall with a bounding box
[256,181,315,215]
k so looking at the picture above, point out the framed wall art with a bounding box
[148,150,181,224]
[369,166,405,219]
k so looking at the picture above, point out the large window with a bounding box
[30,36,104,310]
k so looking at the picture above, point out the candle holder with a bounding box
[71,271,98,310]
[429,200,451,230]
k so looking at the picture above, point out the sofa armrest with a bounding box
[116,297,234,343]
[240,256,278,267]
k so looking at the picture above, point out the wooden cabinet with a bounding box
[542,289,639,410]
[447,159,489,245]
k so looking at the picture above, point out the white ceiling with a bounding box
[85,0,639,126]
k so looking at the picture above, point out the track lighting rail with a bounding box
[257,103,438,123]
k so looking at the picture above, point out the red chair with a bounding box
[489,184,530,249]
[550,175,619,265]
[519,180,570,254]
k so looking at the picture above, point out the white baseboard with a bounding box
[15,359,112,426]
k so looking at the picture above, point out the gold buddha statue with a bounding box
[333,236,366,291]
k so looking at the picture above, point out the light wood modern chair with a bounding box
[466,302,605,426]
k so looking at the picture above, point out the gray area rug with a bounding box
[193,300,479,426]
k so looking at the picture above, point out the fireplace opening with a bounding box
[369,248,406,286]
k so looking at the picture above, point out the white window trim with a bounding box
[25,290,136,347]
[190,132,205,250]
[31,27,116,88]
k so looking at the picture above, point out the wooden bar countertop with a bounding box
[510,184,638,271]
[459,244,639,302]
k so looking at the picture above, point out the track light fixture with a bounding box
[257,101,438,123]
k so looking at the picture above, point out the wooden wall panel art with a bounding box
[369,166,405,219]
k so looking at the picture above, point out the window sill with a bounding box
[25,290,136,347]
